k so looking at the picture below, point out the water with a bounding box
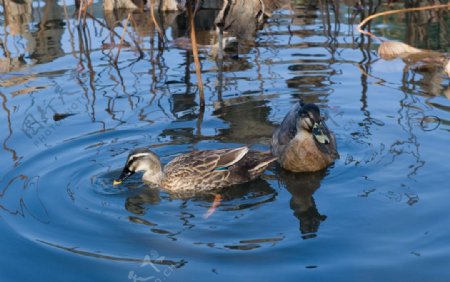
[1,1,449,281]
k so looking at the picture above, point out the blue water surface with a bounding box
[1,1,449,281]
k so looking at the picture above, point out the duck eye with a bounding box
[313,123,320,135]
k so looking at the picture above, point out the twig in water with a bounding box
[357,3,450,41]
[85,12,131,45]
[127,16,144,58]
[148,0,164,40]
[115,13,132,64]
[187,0,205,107]
[77,0,93,26]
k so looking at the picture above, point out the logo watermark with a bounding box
[128,250,176,282]
[21,80,84,147]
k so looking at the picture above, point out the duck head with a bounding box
[298,103,335,147]
[113,148,163,185]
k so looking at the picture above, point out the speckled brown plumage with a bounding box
[160,147,276,192]
[116,146,277,193]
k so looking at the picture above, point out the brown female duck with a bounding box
[271,102,339,172]
[113,146,276,193]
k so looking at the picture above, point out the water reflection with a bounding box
[388,1,448,51]
[124,178,277,248]
[277,168,327,239]
[30,0,65,63]
[2,0,32,36]
[0,92,18,162]
[213,99,276,144]
[285,2,339,104]
[126,188,161,215]
[401,65,450,98]
[125,178,277,217]
[2,0,65,66]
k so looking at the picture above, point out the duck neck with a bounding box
[143,169,164,185]
[138,153,165,186]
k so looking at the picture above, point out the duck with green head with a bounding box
[271,102,339,172]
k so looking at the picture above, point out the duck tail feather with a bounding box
[248,156,277,173]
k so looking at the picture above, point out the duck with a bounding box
[113,146,277,193]
[271,102,339,172]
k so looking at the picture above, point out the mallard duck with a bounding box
[113,146,277,193]
[271,102,339,172]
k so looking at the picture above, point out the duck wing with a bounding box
[164,146,249,177]
[271,102,302,154]
[228,150,277,184]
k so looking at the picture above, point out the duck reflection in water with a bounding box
[124,178,276,222]
[277,168,327,239]
[125,188,162,216]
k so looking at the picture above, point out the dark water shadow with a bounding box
[124,177,277,215]
[123,177,277,246]
[276,167,328,239]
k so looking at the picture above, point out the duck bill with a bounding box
[113,167,134,185]
[312,122,331,145]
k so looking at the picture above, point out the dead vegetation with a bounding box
[357,3,450,77]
